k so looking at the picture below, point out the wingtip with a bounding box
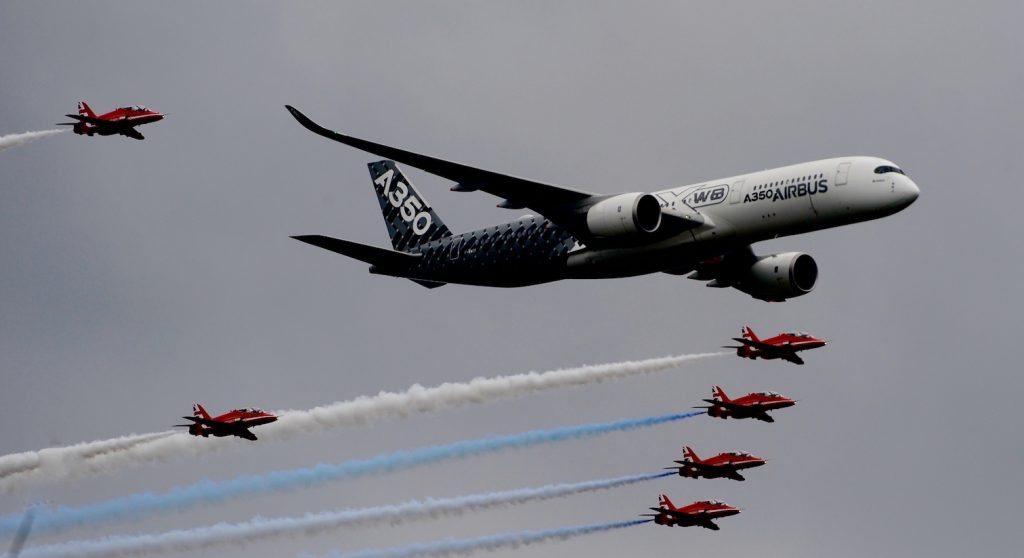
[284,104,310,125]
[291,234,322,244]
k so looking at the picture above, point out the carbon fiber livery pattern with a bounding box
[373,215,578,287]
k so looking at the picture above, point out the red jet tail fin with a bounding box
[659,494,676,510]
[78,101,96,119]
[683,446,700,463]
[193,402,212,420]
[712,386,730,402]
[742,325,759,343]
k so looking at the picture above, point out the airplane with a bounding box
[174,403,277,441]
[723,325,828,365]
[668,446,767,481]
[284,105,919,301]
[642,494,741,530]
[58,101,164,140]
[696,386,796,423]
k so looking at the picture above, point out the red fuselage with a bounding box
[194,409,277,435]
[675,447,767,480]
[650,497,741,529]
[737,333,827,359]
[74,107,164,135]
[728,327,827,365]
[180,405,279,441]
[62,102,165,140]
[702,386,796,423]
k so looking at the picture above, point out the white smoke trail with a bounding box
[0,129,65,152]
[0,352,723,491]
[0,432,174,482]
[2,412,702,534]
[322,519,650,558]
[21,472,669,557]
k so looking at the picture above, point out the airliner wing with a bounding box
[285,106,597,217]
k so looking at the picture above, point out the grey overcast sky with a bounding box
[1,1,1022,556]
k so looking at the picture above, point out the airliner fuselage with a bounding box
[286,106,919,301]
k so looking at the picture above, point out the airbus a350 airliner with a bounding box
[286,106,918,301]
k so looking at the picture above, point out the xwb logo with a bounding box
[685,185,729,208]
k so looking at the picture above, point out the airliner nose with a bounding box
[893,175,920,209]
[903,177,920,203]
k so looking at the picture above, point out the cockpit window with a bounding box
[874,165,905,175]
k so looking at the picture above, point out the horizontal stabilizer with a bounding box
[292,235,420,270]
[732,337,780,351]
[64,113,110,126]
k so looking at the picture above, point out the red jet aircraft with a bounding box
[58,101,164,140]
[174,403,277,441]
[643,494,741,530]
[696,386,796,423]
[724,325,827,365]
[669,446,767,481]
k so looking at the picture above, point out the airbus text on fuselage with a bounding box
[286,106,919,301]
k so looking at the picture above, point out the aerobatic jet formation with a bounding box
[174,403,277,441]
[286,105,919,301]
[696,386,796,423]
[668,446,767,481]
[643,494,741,530]
[724,326,828,365]
[58,101,164,140]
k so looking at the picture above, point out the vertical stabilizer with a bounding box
[78,101,96,119]
[742,326,759,343]
[367,160,451,252]
[193,403,211,420]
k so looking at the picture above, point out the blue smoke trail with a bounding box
[21,472,672,557]
[319,518,651,558]
[1,411,702,535]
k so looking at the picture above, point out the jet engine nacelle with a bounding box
[733,252,818,302]
[585,193,662,237]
